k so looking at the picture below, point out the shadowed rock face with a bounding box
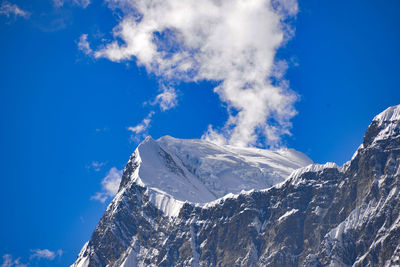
[72,105,400,267]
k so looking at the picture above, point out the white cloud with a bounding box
[0,1,30,19]
[1,255,27,267]
[127,111,155,143]
[87,0,299,147]
[52,0,91,8]
[29,249,62,261]
[88,161,107,172]
[2,250,62,267]
[78,34,93,55]
[91,192,108,203]
[30,249,54,260]
[127,111,154,134]
[91,167,123,203]
[152,86,178,111]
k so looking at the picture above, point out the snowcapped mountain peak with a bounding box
[124,135,313,215]
[373,104,400,125]
[363,104,400,147]
[72,105,400,267]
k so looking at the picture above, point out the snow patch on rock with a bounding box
[278,209,299,222]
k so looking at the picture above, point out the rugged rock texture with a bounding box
[72,105,400,267]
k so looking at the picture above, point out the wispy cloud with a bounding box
[0,1,30,19]
[52,0,64,8]
[91,167,123,203]
[151,86,178,112]
[126,86,176,140]
[78,34,93,55]
[1,254,27,267]
[73,0,91,8]
[87,161,107,172]
[127,111,155,142]
[95,127,109,132]
[2,250,62,267]
[85,0,299,148]
[52,0,91,9]
[29,249,62,261]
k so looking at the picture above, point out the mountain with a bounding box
[72,105,400,267]
[118,135,312,216]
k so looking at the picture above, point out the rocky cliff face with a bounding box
[72,105,400,267]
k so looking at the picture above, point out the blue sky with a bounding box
[1,0,400,266]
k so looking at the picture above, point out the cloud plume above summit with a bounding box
[85,0,299,147]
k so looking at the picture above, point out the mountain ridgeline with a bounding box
[72,105,400,267]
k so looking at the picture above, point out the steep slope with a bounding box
[72,105,400,267]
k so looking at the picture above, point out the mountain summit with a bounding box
[118,135,312,216]
[72,105,400,267]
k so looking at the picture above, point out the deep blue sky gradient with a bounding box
[1,0,400,266]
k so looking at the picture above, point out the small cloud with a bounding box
[95,127,109,132]
[73,0,90,8]
[29,249,62,261]
[52,0,90,9]
[91,191,108,203]
[2,250,61,267]
[78,34,93,55]
[1,254,27,267]
[0,1,30,19]
[127,111,155,143]
[128,111,154,134]
[87,161,107,172]
[151,86,178,111]
[91,167,123,203]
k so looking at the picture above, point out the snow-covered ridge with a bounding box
[373,104,400,126]
[370,105,400,144]
[72,242,89,267]
[126,135,312,216]
[288,162,339,186]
